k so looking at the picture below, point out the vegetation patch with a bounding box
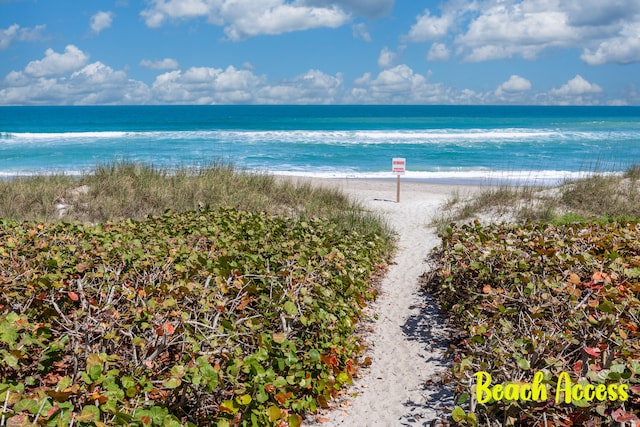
[0,207,391,426]
[432,166,640,233]
[424,220,640,426]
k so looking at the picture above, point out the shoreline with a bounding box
[0,165,623,187]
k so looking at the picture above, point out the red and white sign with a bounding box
[392,158,406,175]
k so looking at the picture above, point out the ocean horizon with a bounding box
[1,105,640,185]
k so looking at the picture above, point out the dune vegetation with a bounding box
[426,167,640,426]
[0,163,394,426]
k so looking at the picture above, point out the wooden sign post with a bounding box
[392,158,406,203]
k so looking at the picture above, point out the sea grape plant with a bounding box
[0,208,390,426]
[424,220,640,426]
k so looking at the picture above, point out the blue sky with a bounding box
[1,0,639,105]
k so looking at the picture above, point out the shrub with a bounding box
[0,208,390,426]
[424,220,640,426]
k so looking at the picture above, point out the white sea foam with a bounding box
[5,128,635,145]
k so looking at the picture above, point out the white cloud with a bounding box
[352,22,371,41]
[550,75,602,96]
[1,60,150,106]
[141,0,211,27]
[350,64,453,104]
[140,58,180,70]
[257,69,344,104]
[222,3,348,40]
[581,22,640,65]
[90,11,114,34]
[24,45,89,77]
[0,24,46,50]
[496,75,532,95]
[301,0,394,19]
[400,1,640,66]
[377,47,396,68]
[494,75,532,102]
[457,3,576,61]
[561,0,640,27]
[426,43,450,61]
[406,8,453,42]
[151,65,265,104]
[539,74,604,105]
[141,0,350,40]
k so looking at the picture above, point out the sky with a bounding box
[1,0,640,106]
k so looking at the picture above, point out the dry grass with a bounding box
[432,165,640,233]
[0,161,392,243]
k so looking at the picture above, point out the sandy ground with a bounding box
[281,177,481,427]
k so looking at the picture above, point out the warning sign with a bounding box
[392,158,406,175]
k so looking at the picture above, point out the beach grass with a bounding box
[432,165,640,233]
[0,161,391,239]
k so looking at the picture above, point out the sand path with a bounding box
[302,179,469,427]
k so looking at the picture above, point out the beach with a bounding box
[290,177,481,426]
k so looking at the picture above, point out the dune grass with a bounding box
[432,165,640,233]
[0,161,391,239]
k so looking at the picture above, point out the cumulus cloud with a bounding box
[141,0,350,40]
[151,65,265,104]
[406,8,453,42]
[377,47,396,68]
[90,11,114,34]
[426,43,450,61]
[140,58,180,70]
[24,45,89,77]
[0,24,46,50]
[457,3,576,61]
[222,3,348,40]
[561,0,640,27]
[550,75,602,96]
[351,64,452,104]
[538,75,604,105]
[496,75,532,95]
[352,22,371,41]
[402,0,640,66]
[257,69,344,104]
[1,59,150,105]
[301,0,394,19]
[581,22,640,65]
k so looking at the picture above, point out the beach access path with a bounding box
[299,178,478,427]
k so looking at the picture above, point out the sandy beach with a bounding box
[280,177,481,427]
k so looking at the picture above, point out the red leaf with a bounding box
[612,408,640,423]
[583,346,601,357]
[163,322,175,336]
[321,354,338,367]
[68,292,79,301]
[572,360,583,375]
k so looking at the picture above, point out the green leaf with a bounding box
[236,394,252,406]
[455,392,470,405]
[76,405,101,422]
[598,300,615,314]
[284,301,298,316]
[517,358,531,371]
[267,405,282,422]
[451,406,467,423]
[162,378,182,389]
[3,353,19,369]
[14,398,40,414]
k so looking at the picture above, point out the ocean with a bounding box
[1,105,640,185]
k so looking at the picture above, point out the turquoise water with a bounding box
[1,105,640,184]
